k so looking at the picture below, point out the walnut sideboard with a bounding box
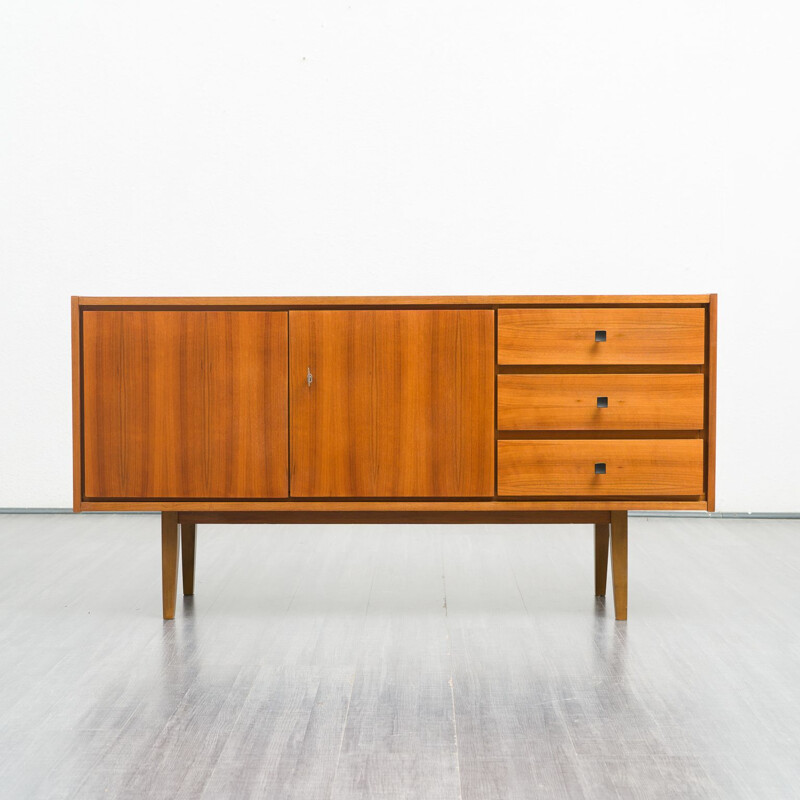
[71,295,717,620]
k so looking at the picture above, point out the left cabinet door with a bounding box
[82,311,288,499]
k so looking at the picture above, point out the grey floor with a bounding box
[1,515,799,799]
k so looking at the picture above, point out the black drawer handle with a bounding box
[596,396,608,408]
[595,462,606,475]
[595,330,607,342]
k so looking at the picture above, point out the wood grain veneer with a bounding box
[497,308,706,365]
[706,294,718,511]
[83,310,288,498]
[498,373,705,431]
[497,439,705,497]
[289,309,494,497]
[79,499,710,511]
[76,295,713,307]
[71,296,82,512]
[177,511,613,525]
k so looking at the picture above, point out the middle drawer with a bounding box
[497,373,705,430]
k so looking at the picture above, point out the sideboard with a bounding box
[71,295,717,620]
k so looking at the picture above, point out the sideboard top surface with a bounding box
[74,295,713,309]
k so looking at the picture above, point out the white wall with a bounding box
[2,1,798,510]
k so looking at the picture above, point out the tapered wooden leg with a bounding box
[610,510,628,621]
[181,523,196,596]
[161,512,179,620]
[594,522,610,597]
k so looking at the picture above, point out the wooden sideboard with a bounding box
[71,295,717,620]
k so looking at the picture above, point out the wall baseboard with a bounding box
[0,508,160,515]
[629,511,800,519]
[1,508,799,519]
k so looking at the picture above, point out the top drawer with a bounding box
[497,308,706,365]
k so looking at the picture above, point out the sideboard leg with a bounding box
[161,512,179,620]
[594,522,610,597]
[610,511,628,621]
[181,523,196,596]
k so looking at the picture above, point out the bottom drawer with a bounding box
[497,439,704,497]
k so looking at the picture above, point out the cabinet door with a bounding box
[290,310,494,497]
[83,311,288,498]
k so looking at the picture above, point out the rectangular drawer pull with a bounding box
[596,396,608,408]
[595,462,606,474]
[595,330,607,342]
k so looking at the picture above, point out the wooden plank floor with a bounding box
[0,514,799,799]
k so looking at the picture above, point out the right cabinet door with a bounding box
[289,309,495,497]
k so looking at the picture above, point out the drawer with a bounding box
[497,308,705,365]
[497,439,704,496]
[497,374,705,430]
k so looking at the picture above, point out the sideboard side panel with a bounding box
[83,310,288,499]
[706,294,717,511]
[71,297,82,511]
